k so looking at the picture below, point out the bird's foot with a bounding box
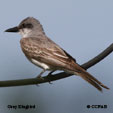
[36,75,44,80]
[35,75,44,87]
[46,71,55,84]
[47,71,55,77]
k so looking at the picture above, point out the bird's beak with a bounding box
[5,26,19,32]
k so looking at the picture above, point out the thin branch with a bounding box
[81,43,113,69]
[0,43,113,87]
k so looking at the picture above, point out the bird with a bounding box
[5,17,109,92]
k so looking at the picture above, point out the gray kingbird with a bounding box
[5,17,109,91]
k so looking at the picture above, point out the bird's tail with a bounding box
[73,66,109,92]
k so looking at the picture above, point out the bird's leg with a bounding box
[47,70,55,84]
[35,70,45,87]
[47,70,55,76]
[36,69,46,79]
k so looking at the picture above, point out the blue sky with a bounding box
[0,0,113,113]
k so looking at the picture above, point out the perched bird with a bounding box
[5,17,109,91]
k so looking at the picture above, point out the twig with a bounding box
[0,43,113,87]
[81,43,113,69]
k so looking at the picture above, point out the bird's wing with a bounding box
[20,36,109,91]
[20,37,77,71]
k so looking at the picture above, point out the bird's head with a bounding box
[5,17,45,37]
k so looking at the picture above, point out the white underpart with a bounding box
[31,59,50,70]
[19,28,32,38]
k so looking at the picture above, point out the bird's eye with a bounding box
[22,24,26,28]
[19,23,33,29]
[26,23,33,28]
